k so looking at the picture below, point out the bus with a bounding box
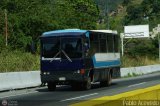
[40,29,120,91]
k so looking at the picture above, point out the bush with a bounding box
[121,55,160,67]
[125,38,158,58]
[0,49,40,72]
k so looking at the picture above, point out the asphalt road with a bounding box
[0,72,160,106]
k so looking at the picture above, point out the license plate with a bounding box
[59,77,66,81]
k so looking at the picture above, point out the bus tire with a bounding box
[47,82,56,91]
[100,70,112,87]
[82,77,91,90]
[71,83,80,90]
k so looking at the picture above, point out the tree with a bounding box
[122,0,131,6]
[0,0,99,51]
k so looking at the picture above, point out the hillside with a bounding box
[95,0,123,13]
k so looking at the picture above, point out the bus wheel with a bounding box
[100,71,112,87]
[47,82,56,91]
[71,83,80,90]
[82,77,91,90]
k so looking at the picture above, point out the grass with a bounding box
[0,50,40,72]
[121,56,160,68]
[122,72,143,78]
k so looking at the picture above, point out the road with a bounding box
[0,72,160,106]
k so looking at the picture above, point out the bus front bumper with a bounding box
[41,71,87,84]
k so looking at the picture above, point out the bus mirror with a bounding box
[84,43,89,50]
[84,43,89,57]
[31,41,36,54]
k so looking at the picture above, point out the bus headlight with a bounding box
[77,70,80,73]
[74,70,80,74]
[43,72,50,75]
[47,72,50,75]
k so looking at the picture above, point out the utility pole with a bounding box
[120,33,124,56]
[156,0,160,61]
[158,34,160,61]
[104,0,110,29]
[106,0,110,29]
[5,9,8,47]
[158,25,160,61]
[155,25,160,61]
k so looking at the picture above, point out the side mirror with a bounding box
[31,41,36,54]
[84,43,89,51]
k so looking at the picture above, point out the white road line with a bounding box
[0,91,38,99]
[128,82,146,88]
[60,93,98,102]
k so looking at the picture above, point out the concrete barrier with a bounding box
[0,71,41,91]
[121,64,160,77]
[0,64,160,91]
[71,84,160,106]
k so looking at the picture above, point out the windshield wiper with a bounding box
[50,50,72,62]
[61,50,72,62]
[50,50,61,62]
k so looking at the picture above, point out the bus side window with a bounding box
[107,34,114,53]
[88,33,99,56]
[114,35,119,52]
[99,34,107,53]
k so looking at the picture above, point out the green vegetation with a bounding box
[120,0,160,67]
[122,0,160,30]
[95,0,124,30]
[122,56,160,68]
[0,0,99,50]
[94,0,123,13]
[0,49,39,72]
[123,72,141,78]
[0,0,99,72]
[0,0,160,72]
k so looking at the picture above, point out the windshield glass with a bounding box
[42,38,60,58]
[42,37,82,59]
[61,37,82,59]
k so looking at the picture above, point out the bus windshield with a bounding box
[42,37,82,59]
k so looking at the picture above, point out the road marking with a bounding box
[60,93,98,102]
[128,82,146,87]
[0,91,38,99]
[71,84,160,106]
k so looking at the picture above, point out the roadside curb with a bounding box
[121,64,160,77]
[0,71,41,92]
[0,64,160,92]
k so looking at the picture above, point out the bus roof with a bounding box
[41,29,118,38]
[41,29,88,37]
[90,30,118,34]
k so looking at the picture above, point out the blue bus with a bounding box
[40,29,120,91]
